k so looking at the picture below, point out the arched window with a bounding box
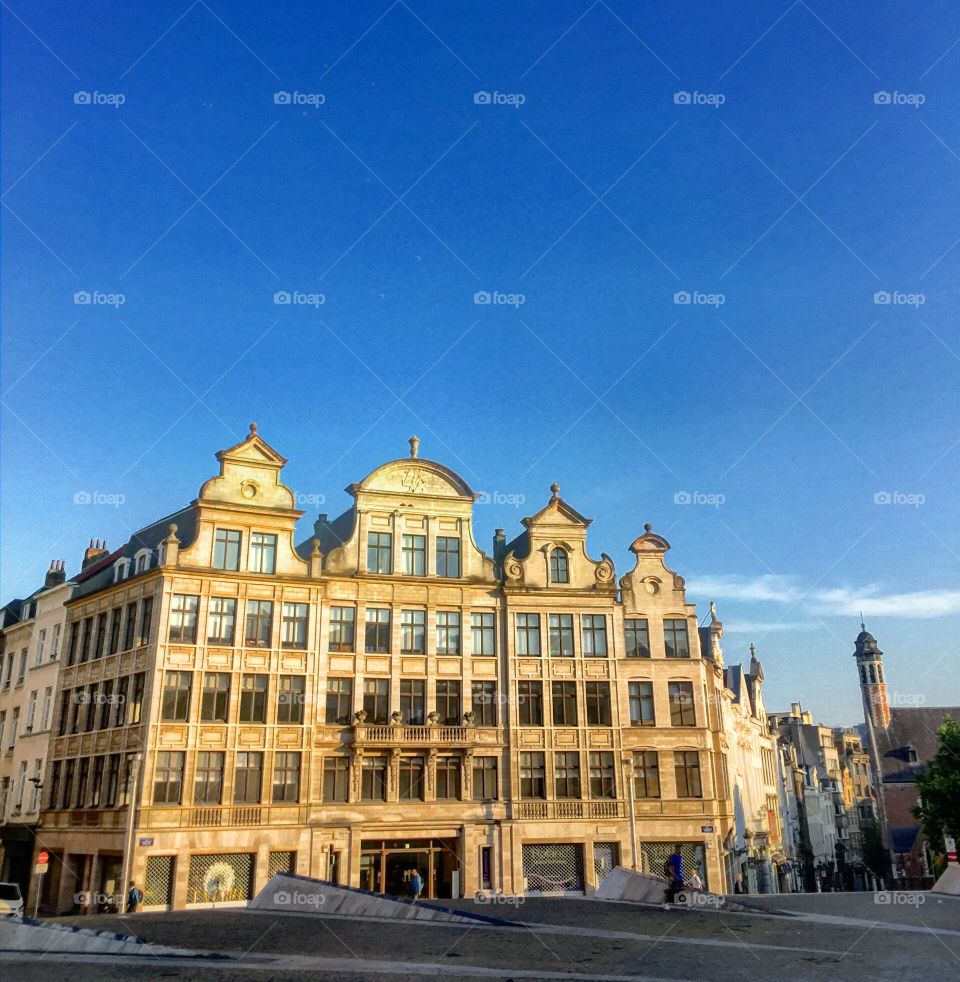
[859,665,866,684]
[549,547,569,583]
[868,664,876,683]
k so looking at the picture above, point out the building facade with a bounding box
[854,625,960,888]
[35,428,739,912]
[0,562,72,902]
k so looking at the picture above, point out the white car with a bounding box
[0,882,24,918]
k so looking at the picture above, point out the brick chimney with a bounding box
[81,539,109,570]
[44,559,67,589]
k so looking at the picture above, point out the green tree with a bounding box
[912,716,960,852]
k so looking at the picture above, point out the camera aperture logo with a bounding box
[873,91,924,108]
[74,91,125,108]
[674,290,724,307]
[674,91,725,108]
[274,91,325,106]
[474,290,525,307]
[274,290,325,307]
[473,91,525,108]
[74,290,125,307]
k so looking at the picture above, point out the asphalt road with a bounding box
[4,892,957,981]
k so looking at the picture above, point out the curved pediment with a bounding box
[352,458,476,500]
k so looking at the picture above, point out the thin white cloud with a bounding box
[687,574,960,620]
[722,621,814,633]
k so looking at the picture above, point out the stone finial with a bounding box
[644,523,652,532]
[409,435,420,458]
[249,422,258,436]
[750,642,756,657]
[709,600,718,623]
[310,537,321,557]
[550,481,560,499]
[166,524,179,541]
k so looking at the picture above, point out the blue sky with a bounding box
[3,1,959,724]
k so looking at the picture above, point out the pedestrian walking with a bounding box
[126,880,144,914]
[688,867,703,891]
[663,846,684,905]
[408,868,424,901]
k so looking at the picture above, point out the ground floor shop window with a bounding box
[187,852,254,904]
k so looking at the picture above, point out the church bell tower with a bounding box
[854,621,891,730]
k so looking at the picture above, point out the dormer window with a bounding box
[549,547,569,583]
[906,747,918,763]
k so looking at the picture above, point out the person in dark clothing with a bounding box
[664,846,684,904]
[126,881,143,913]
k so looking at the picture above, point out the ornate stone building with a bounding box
[35,428,737,912]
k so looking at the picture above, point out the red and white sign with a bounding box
[36,851,49,867]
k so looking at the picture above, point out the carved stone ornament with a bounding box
[503,552,523,581]
[462,710,475,727]
[390,711,404,725]
[595,553,615,584]
[427,711,440,725]
[354,709,368,724]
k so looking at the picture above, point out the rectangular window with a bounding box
[76,758,90,807]
[518,681,543,726]
[585,681,612,726]
[400,678,425,725]
[80,617,93,661]
[62,759,76,809]
[328,607,355,651]
[94,614,107,659]
[245,600,273,647]
[67,622,80,664]
[436,611,461,655]
[472,756,498,800]
[194,751,225,804]
[471,612,495,656]
[401,534,426,576]
[128,672,145,725]
[276,676,305,724]
[281,602,308,648]
[634,750,660,798]
[161,671,192,721]
[582,614,608,657]
[436,536,460,577]
[629,681,656,726]
[400,609,426,654]
[105,755,121,807]
[239,674,268,723]
[153,751,185,804]
[272,751,301,803]
[248,532,277,574]
[664,619,690,658]
[549,613,575,657]
[675,750,702,798]
[362,679,389,724]
[436,680,461,725]
[234,751,263,804]
[367,531,392,574]
[551,681,578,726]
[364,608,391,653]
[137,597,153,645]
[516,613,541,656]
[554,751,581,798]
[52,623,61,658]
[322,756,350,802]
[97,679,114,729]
[123,603,137,650]
[201,673,231,722]
[398,756,425,800]
[519,752,546,799]
[213,528,242,570]
[436,756,461,799]
[624,618,651,658]
[669,681,696,726]
[471,681,497,726]
[361,756,388,801]
[325,678,353,725]
[108,608,122,654]
[207,597,236,645]
[589,751,616,799]
[36,629,46,664]
[168,594,199,643]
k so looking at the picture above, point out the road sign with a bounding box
[34,864,48,876]
[946,836,957,864]
[139,837,154,846]
[701,825,715,833]
[36,851,49,866]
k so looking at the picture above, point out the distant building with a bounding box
[769,704,843,891]
[0,561,73,901]
[832,727,878,889]
[854,624,960,887]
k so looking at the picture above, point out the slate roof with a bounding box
[889,826,920,853]
[297,509,356,563]
[872,706,960,783]
[70,506,197,600]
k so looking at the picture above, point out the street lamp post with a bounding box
[119,752,143,912]
[623,754,638,870]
